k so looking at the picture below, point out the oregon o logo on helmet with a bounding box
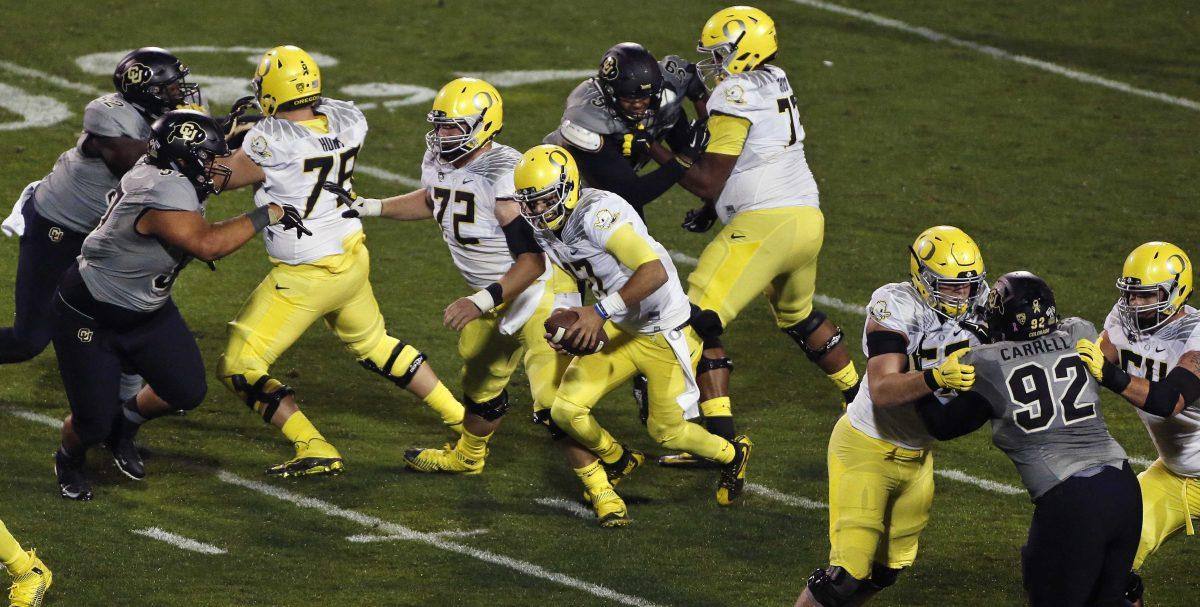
[721,19,746,41]
[168,121,205,145]
[472,90,493,111]
[1167,254,1187,276]
[915,240,936,261]
[548,148,569,168]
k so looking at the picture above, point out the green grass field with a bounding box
[1,1,1197,605]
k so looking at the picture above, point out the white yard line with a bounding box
[535,497,595,520]
[131,527,227,555]
[1128,456,1155,469]
[217,471,665,607]
[0,60,104,96]
[787,0,1200,112]
[746,483,828,510]
[347,528,490,543]
[935,469,1025,496]
[453,69,594,88]
[355,164,422,188]
[2,407,62,429]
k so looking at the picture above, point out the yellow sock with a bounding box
[0,520,30,575]
[281,411,325,450]
[700,397,732,418]
[455,428,491,461]
[596,441,625,466]
[423,382,465,431]
[574,460,613,495]
[711,437,736,465]
[828,362,859,392]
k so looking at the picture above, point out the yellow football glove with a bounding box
[929,348,974,391]
[1075,337,1106,381]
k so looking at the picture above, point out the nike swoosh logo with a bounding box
[275,285,288,290]
[463,178,474,184]
[730,234,746,240]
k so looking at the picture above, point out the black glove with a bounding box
[274,204,313,239]
[621,129,652,159]
[682,203,718,233]
[676,119,709,161]
[221,95,263,147]
[683,63,709,101]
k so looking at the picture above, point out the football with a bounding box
[544,309,607,355]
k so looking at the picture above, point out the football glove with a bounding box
[271,204,312,239]
[1076,336,1131,393]
[676,119,709,163]
[221,95,263,147]
[929,348,974,391]
[622,127,652,159]
[682,203,718,233]
[324,182,383,218]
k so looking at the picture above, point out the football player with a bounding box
[0,47,199,476]
[1,519,51,607]
[1076,242,1200,606]
[796,226,987,607]
[544,42,709,216]
[327,77,570,474]
[52,111,308,500]
[216,46,466,477]
[913,272,1139,607]
[513,144,753,526]
[676,6,860,442]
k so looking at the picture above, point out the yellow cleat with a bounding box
[8,550,51,607]
[266,438,344,478]
[716,435,753,506]
[586,488,631,528]
[602,446,645,487]
[403,446,484,475]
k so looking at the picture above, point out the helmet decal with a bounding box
[122,63,152,89]
[167,121,205,145]
[600,55,618,80]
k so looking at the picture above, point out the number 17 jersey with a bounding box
[242,98,367,265]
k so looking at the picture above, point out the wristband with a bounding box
[247,205,273,232]
[593,303,610,320]
[923,368,940,391]
[1100,360,1132,393]
[467,282,504,312]
[599,292,626,317]
[674,156,694,170]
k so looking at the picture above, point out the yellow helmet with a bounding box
[426,77,503,161]
[909,226,987,319]
[1116,242,1193,339]
[513,145,580,231]
[253,45,321,116]
[696,5,778,87]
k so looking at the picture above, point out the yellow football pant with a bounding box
[457,283,568,412]
[550,326,733,462]
[688,206,824,328]
[0,518,25,569]
[1133,458,1200,569]
[218,231,421,405]
[827,415,935,580]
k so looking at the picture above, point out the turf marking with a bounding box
[535,497,595,520]
[131,527,227,555]
[347,528,490,543]
[935,468,1024,496]
[217,471,667,607]
[2,407,62,429]
[356,164,422,188]
[1129,456,1155,469]
[787,0,1200,112]
[0,60,104,96]
[0,83,73,131]
[453,69,594,88]
[746,483,828,510]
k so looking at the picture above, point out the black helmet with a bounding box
[113,47,200,117]
[147,110,230,199]
[596,42,663,123]
[985,271,1059,342]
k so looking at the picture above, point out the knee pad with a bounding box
[806,566,862,607]
[865,563,902,591]
[550,399,585,432]
[226,373,294,424]
[532,409,566,440]
[783,310,844,362]
[465,390,509,422]
[360,339,426,389]
[645,416,684,448]
[689,305,725,349]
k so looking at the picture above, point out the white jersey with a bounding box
[242,99,368,264]
[705,65,819,224]
[1104,304,1200,477]
[847,282,988,450]
[530,188,690,336]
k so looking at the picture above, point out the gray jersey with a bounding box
[544,55,697,154]
[968,317,1127,500]
[33,93,152,234]
[78,161,202,313]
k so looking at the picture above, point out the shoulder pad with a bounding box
[866,282,927,336]
[1060,317,1098,341]
[562,80,620,136]
[83,94,147,138]
[558,119,602,152]
[659,55,694,88]
[318,98,366,130]
[470,144,522,186]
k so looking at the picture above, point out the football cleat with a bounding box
[105,435,145,481]
[656,451,718,468]
[7,550,52,607]
[602,446,644,486]
[403,446,485,475]
[53,450,92,501]
[716,435,753,506]
[585,488,631,528]
[266,438,343,478]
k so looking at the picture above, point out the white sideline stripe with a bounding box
[0,60,104,96]
[935,468,1025,496]
[746,483,827,510]
[131,527,227,555]
[788,0,1200,113]
[356,164,422,189]
[535,497,595,519]
[347,528,490,543]
[668,251,700,267]
[1129,456,1155,469]
[217,471,665,607]
[3,407,63,429]
[453,69,594,88]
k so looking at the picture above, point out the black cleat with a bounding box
[716,435,753,506]
[602,445,645,486]
[106,435,145,481]
[632,374,649,425]
[54,449,93,501]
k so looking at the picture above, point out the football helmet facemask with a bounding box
[425,77,503,161]
[148,110,231,199]
[1116,241,1192,340]
[113,47,200,118]
[514,145,580,231]
[696,5,778,89]
[909,225,986,320]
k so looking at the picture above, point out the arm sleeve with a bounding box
[914,391,993,441]
[501,217,542,257]
[705,114,750,156]
[571,143,684,211]
[603,223,660,270]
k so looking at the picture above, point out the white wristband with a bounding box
[467,288,497,312]
[599,292,627,317]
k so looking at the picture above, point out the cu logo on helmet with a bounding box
[123,63,152,88]
[77,328,93,343]
[600,55,618,80]
[168,121,206,145]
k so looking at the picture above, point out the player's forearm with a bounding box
[915,392,991,440]
[868,370,935,408]
[380,189,433,220]
[222,150,266,191]
[678,155,727,200]
[1119,375,1190,417]
[615,260,667,307]
[496,253,546,303]
[191,207,276,261]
